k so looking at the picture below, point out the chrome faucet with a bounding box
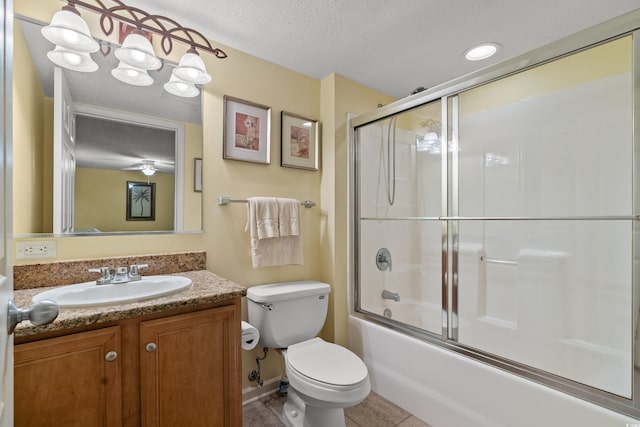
[382,290,400,302]
[88,267,112,285]
[112,267,129,283]
[128,264,148,281]
[376,248,392,272]
[88,263,149,285]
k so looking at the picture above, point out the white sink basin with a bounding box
[32,275,193,308]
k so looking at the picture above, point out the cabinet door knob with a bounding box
[146,342,157,352]
[105,351,118,362]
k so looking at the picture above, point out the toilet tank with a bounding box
[247,281,330,348]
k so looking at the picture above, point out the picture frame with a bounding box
[126,181,155,221]
[281,111,319,170]
[223,95,271,164]
[194,158,203,192]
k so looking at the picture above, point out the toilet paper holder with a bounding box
[241,320,259,350]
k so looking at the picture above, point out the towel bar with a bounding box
[217,196,316,208]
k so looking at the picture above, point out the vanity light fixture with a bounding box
[464,42,500,61]
[43,0,227,87]
[172,49,212,85]
[164,74,199,98]
[115,31,162,70]
[47,45,98,72]
[416,131,440,153]
[111,61,153,86]
[41,4,99,53]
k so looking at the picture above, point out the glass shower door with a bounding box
[356,100,443,336]
[454,36,633,398]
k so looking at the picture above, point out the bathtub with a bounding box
[348,315,639,426]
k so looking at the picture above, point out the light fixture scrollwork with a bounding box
[41,0,227,96]
[64,0,227,59]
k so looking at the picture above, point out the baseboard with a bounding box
[242,376,281,405]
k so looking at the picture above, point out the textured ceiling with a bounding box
[127,0,640,99]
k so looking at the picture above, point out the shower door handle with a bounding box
[376,248,392,272]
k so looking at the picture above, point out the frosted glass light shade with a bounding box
[115,33,161,70]
[47,46,98,72]
[164,74,199,97]
[41,9,98,53]
[416,132,440,153]
[141,166,156,176]
[173,51,211,84]
[111,61,153,86]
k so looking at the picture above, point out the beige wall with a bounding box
[75,168,174,232]
[13,20,45,233]
[320,74,396,346]
[460,36,632,115]
[12,0,393,391]
[183,123,203,231]
[201,44,323,387]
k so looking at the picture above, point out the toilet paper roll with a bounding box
[241,321,259,350]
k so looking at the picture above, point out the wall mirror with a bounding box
[14,15,203,235]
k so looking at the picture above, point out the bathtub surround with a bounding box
[350,317,636,426]
[349,14,640,425]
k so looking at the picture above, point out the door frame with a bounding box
[0,0,14,424]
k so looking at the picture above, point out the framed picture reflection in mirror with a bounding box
[127,181,155,221]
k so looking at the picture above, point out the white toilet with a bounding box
[247,280,370,427]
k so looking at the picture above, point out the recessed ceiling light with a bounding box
[464,43,500,61]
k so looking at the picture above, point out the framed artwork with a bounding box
[281,111,319,170]
[223,95,271,164]
[127,181,155,221]
[194,158,203,192]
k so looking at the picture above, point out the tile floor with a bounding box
[243,390,432,427]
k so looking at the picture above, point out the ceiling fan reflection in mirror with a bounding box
[122,159,173,177]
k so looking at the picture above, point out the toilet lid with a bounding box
[286,338,368,387]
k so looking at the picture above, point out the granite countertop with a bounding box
[13,270,246,338]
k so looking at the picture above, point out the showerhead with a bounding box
[408,86,427,96]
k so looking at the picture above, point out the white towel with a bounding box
[246,197,304,268]
[277,198,300,237]
[247,197,279,240]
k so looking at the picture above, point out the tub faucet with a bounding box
[382,290,400,302]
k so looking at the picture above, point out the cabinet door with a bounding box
[14,326,122,427]
[140,306,240,427]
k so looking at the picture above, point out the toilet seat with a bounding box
[285,338,369,391]
[284,338,370,408]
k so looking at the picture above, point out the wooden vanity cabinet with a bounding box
[14,301,241,427]
[14,326,122,427]
[139,306,241,426]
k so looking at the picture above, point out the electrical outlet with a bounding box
[16,240,57,259]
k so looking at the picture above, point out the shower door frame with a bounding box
[349,9,640,419]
